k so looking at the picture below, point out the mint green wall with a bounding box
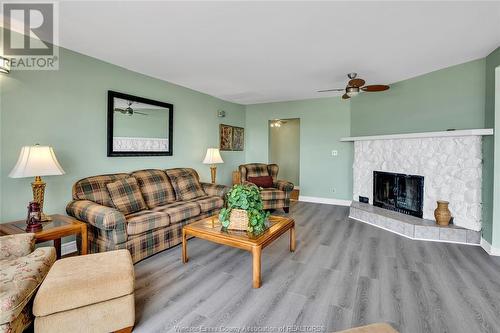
[494,65,500,248]
[245,98,352,200]
[269,119,300,186]
[0,46,245,221]
[482,48,500,244]
[350,59,486,136]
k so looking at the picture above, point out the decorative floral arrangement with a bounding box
[219,184,269,234]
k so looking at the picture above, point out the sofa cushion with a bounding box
[248,176,274,188]
[0,247,56,324]
[165,168,206,201]
[33,250,134,317]
[106,177,148,215]
[73,173,130,207]
[152,201,201,224]
[131,169,176,208]
[191,196,224,213]
[125,210,170,235]
[260,188,286,201]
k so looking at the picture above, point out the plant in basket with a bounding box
[219,184,269,234]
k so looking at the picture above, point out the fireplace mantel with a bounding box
[341,128,493,142]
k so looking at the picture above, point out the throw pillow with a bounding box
[106,177,148,215]
[131,169,177,208]
[248,176,274,188]
[166,168,206,201]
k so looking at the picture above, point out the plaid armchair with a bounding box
[238,163,294,212]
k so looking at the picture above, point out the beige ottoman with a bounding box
[335,323,398,333]
[33,250,135,333]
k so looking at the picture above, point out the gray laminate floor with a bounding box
[134,201,500,333]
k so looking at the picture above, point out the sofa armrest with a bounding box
[201,182,230,198]
[274,180,294,193]
[66,200,126,231]
[0,233,35,260]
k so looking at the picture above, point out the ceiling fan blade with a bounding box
[361,85,390,92]
[348,78,365,87]
[317,88,344,93]
[134,111,149,116]
[342,93,350,100]
[114,108,126,112]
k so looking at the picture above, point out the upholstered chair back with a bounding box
[239,163,279,182]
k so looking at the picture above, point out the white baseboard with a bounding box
[61,240,78,256]
[299,195,352,206]
[480,238,500,256]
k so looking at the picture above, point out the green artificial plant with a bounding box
[219,184,269,234]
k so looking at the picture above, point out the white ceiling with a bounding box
[54,1,500,104]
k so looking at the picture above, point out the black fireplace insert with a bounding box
[373,171,424,218]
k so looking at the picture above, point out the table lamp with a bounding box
[9,145,65,221]
[203,148,224,183]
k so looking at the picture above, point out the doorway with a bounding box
[268,118,300,198]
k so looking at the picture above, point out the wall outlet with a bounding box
[331,150,338,157]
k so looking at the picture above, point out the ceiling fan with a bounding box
[114,101,149,116]
[317,73,390,100]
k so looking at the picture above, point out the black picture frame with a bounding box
[107,90,174,157]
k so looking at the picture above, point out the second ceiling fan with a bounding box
[318,73,390,99]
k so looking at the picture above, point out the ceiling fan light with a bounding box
[346,86,360,97]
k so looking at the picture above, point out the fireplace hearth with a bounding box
[373,171,424,218]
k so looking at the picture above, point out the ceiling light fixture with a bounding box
[270,120,283,128]
[346,86,360,97]
[0,56,10,74]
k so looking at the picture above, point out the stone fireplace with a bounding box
[342,129,493,244]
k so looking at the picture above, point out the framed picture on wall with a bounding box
[219,124,244,151]
[232,126,244,151]
[219,124,233,151]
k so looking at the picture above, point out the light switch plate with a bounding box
[331,150,338,156]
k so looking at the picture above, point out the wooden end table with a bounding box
[182,215,295,288]
[0,214,87,259]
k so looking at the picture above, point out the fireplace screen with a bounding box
[373,171,424,218]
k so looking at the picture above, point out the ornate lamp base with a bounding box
[32,176,52,221]
[210,165,217,184]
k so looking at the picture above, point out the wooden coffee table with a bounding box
[0,214,87,259]
[182,215,295,288]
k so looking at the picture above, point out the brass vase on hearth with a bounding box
[434,200,452,226]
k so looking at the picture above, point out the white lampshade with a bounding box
[203,148,224,164]
[9,145,65,178]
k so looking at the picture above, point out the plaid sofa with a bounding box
[66,168,229,263]
[238,163,294,212]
